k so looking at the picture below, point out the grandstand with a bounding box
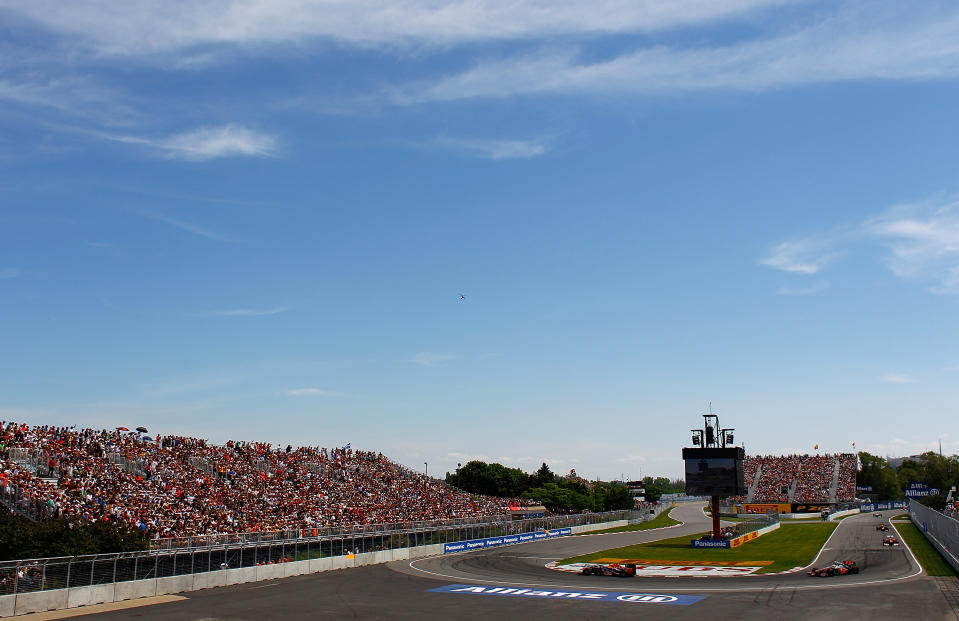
[729,453,857,504]
[0,422,536,539]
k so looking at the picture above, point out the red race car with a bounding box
[882,537,900,546]
[579,563,637,577]
[808,560,859,577]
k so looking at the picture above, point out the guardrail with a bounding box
[908,500,959,574]
[0,508,643,598]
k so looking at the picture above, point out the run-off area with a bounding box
[430,584,705,605]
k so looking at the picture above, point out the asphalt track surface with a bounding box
[74,504,958,621]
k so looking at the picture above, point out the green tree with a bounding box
[858,451,902,500]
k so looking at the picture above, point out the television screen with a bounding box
[682,447,745,496]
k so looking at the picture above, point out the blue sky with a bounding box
[3,0,959,479]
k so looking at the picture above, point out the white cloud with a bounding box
[881,374,915,384]
[426,137,548,160]
[396,6,959,103]
[776,282,829,295]
[0,1,796,57]
[763,197,959,293]
[866,199,959,293]
[108,125,277,161]
[760,239,839,274]
[138,210,232,240]
[0,267,20,279]
[202,306,289,317]
[0,76,139,125]
[408,352,456,367]
[285,388,338,396]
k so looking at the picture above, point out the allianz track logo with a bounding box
[429,584,705,605]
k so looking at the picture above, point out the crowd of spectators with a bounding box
[751,455,801,502]
[728,454,857,503]
[0,422,534,539]
[793,455,837,502]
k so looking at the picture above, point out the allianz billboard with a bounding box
[904,482,940,499]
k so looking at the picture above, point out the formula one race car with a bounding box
[808,560,860,577]
[579,563,637,577]
[882,536,900,546]
[876,523,889,532]
[873,512,882,517]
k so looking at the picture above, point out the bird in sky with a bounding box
[459,293,466,300]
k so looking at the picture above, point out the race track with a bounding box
[74,505,958,621]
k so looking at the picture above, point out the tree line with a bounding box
[0,508,148,562]
[857,450,959,510]
[445,461,646,512]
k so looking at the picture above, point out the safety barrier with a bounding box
[908,500,959,574]
[0,509,642,617]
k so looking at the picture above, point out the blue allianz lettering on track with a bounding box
[429,584,705,605]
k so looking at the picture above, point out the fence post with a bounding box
[65,557,71,589]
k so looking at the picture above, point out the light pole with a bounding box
[424,462,428,478]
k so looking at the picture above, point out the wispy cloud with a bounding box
[1,1,796,57]
[776,282,829,295]
[408,352,456,367]
[760,239,840,275]
[0,267,20,279]
[106,124,278,161]
[138,209,232,241]
[615,454,648,464]
[425,136,548,160]
[202,306,289,317]
[285,388,339,396]
[881,374,915,384]
[395,6,959,103]
[763,196,959,293]
[865,198,959,293]
[0,76,140,125]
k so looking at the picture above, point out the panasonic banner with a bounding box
[443,528,572,554]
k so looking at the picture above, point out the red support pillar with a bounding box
[711,496,721,540]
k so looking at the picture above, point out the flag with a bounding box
[814,444,819,450]
[343,443,351,450]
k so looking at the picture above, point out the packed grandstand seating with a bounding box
[0,422,538,539]
[729,453,857,503]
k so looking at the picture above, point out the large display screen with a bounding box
[682,447,745,496]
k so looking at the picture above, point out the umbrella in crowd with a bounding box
[117,427,130,431]
[142,436,154,442]
[136,426,148,433]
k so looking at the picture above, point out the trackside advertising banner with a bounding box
[443,528,572,554]
[860,501,907,512]
[430,584,705,605]
[691,539,730,548]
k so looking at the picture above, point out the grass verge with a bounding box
[583,510,680,534]
[893,520,957,577]
[558,523,836,574]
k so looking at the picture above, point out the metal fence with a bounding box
[0,508,643,596]
[908,500,959,574]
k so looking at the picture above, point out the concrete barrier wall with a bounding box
[155,575,193,597]
[570,520,627,534]
[14,589,69,616]
[0,516,637,617]
[828,509,860,521]
[67,584,114,608]
[0,595,13,618]
[115,579,156,600]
